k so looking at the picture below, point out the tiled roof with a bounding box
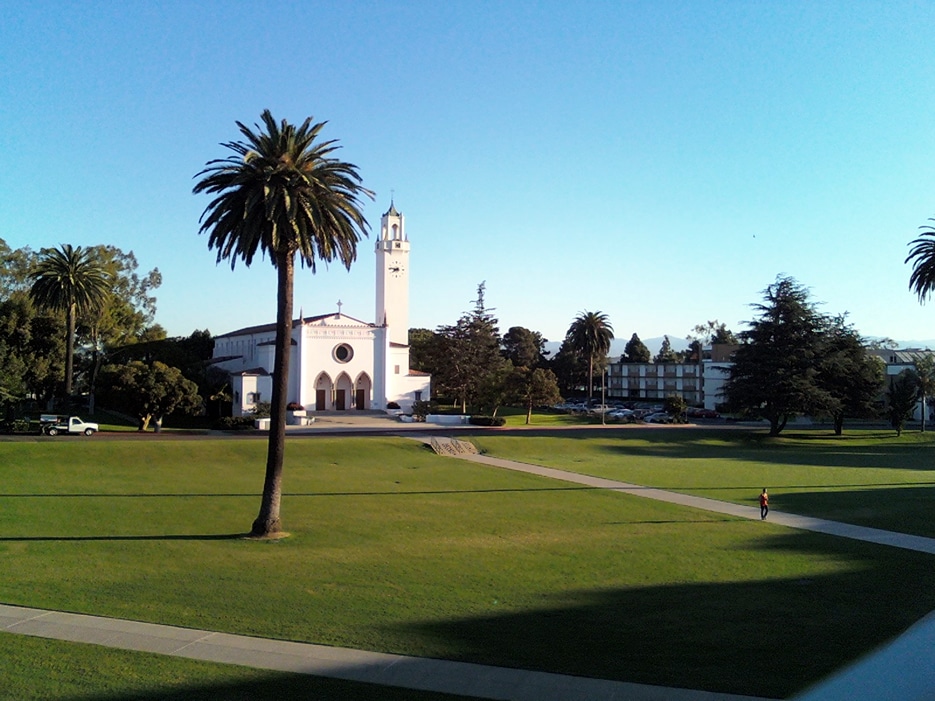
[216,313,373,338]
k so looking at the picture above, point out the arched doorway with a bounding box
[334,372,353,411]
[354,372,373,410]
[314,372,333,411]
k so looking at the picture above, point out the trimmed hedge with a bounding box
[212,416,256,431]
[468,415,506,427]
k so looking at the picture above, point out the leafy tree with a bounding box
[502,326,548,368]
[722,277,833,436]
[473,361,514,417]
[887,370,919,437]
[85,245,163,348]
[194,109,373,537]
[0,239,35,298]
[434,283,509,412]
[566,310,614,403]
[906,219,935,303]
[29,244,111,396]
[816,316,884,435]
[506,366,562,424]
[98,360,201,431]
[623,333,651,363]
[687,319,737,346]
[408,328,442,376]
[653,335,678,363]
[664,394,688,422]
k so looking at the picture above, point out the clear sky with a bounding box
[3,1,935,347]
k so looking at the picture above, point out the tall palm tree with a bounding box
[567,310,614,403]
[194,110,373,538]
[906,220,935,302]
[29,244,111,396]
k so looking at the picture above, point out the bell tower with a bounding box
[375,202,410,347]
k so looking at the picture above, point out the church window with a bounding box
[415,391,422,401]
[394,365,400,374]
[333,343,354,363]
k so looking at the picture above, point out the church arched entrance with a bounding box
[314,372,333,411]
[354,372,372,410]
[334,372,353,411]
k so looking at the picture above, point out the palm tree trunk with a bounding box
[252,251,294,537]
[587,357,594,404]
[65,302,76,396]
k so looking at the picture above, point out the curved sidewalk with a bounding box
[0,603,765,701]
[437,444,935,555]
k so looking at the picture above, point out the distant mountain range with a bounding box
[543,337,935,359]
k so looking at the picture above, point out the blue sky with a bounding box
[3,1,935,347]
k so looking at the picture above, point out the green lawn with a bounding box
[0,632,470,700]
[471,427,935,537]
[1,433,933,699]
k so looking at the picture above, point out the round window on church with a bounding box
[333,343,354,363]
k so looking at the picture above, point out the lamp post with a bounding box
[601,366,606,426]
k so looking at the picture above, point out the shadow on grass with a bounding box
[0,533,248,542]
[493,426,935,471]
[388,530,935,699]
[46,671,474,701]
[770,485,935,536]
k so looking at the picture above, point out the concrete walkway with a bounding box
[422,441,935,555]
[0,603,764,701]
[4,432,933,701]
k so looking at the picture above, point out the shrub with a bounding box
[386,401,401,409]
[250,402,272,418]
[213,416,256,431]
[469,415,506,427]
[411,400,437,420]
[286,402,304,411]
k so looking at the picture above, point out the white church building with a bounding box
[211,204,431,416]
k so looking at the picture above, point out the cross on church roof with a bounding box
[336,300,343,315]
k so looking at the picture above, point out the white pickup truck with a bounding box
[40,415,99,436]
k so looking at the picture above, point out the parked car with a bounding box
[643,412,673,424]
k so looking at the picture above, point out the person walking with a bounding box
[759,488,769,520]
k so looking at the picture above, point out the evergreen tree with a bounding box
[434,283,509,412]
[502,326,548,368]
[654,335,678,363]
[887,370,919,437]
[816,316,884,435]
[548,338,588,397]
[722,277,834,436]
[623,333,651,363]
[912,354,935,432]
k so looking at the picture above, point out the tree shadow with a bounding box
[0,533,247,542]
[388,530,935,699]
[36,669,474,700]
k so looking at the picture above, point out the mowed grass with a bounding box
[472,427,935,537]
[1,632,472,701]
[0,434,933,698]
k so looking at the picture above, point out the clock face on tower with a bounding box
[389,262,405,278]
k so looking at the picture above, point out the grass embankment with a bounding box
[1,433,933,698]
